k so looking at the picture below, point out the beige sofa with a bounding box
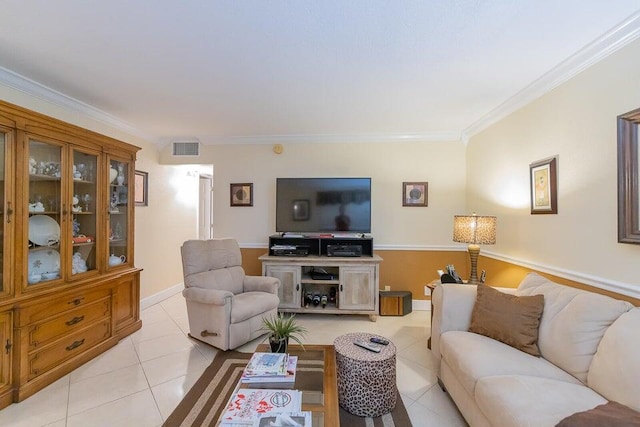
[431,273,640,427]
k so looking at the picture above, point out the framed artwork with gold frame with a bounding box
[530,156,558,214]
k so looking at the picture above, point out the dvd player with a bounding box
[326,244,362,257]
[271,244,310,256]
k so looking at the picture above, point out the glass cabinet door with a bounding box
[0,128,10,297]
[108,158,130,268]
[27,139,63,286]
[71,149,98,276]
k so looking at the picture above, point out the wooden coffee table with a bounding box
[244,344,339,426]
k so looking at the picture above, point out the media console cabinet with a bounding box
[260,235,382,321]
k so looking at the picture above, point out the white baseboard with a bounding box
[141,282,184,310]
[413,300,430,311]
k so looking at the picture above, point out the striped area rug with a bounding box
[163,350,412,426]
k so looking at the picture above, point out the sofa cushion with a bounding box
[440,330,580,397]
[475,375,607,427]
[230,291,280,324]
[516,273,633,383]
[556,401,640,427]
[469,284,544,356]
[588,308,640,411]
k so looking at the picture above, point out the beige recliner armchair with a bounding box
[181,238,280,350]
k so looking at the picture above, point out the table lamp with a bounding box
[453,213,496,284]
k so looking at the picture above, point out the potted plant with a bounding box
[262,313,307,353]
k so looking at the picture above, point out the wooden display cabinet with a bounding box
[0,100,142,409]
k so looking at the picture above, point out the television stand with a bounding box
[261,235,381,321]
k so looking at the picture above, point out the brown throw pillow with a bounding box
[556,401,640,427]
[469,284,544,356]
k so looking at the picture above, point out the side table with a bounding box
[333,332,397,417]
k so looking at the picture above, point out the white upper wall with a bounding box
[466,37,640,296]
[161,140,467,248]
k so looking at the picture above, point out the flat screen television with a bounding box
[276,178,371,233]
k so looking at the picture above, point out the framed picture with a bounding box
[403,182,428,207]
[230,183,253,207]
[292,199,310,221]
[134,170,148,206]
[617,108,640,243]
[530,156,558,214]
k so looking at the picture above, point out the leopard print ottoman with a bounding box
[334,332,397,417]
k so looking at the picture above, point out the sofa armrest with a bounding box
[244,275,280,295]
[431,283,478,376]
[182,287,233,305]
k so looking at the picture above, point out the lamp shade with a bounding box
[453,215,497,245]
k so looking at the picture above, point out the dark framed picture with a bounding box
[403,182,428,207]
[292,199,310,221]
[530,156,558,214]
[134,170,148,206]
[230,183,253,207]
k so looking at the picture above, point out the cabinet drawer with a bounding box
[28,298,111,351]
[28,319,111,380]
[18,287,111,326]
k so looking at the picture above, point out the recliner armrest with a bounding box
[243,275,279,295]
[182,287,233,305]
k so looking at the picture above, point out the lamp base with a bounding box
[467,244,480,285]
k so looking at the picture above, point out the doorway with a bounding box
[198,174,213,240]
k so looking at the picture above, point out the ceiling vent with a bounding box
[172,140,200,156]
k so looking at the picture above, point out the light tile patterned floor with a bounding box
[0,293,467,426]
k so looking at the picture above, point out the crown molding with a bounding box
[463,11,640,141]
[0,66,154,141]
[199,131,462,145]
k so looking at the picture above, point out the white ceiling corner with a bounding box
[462,10,640,140]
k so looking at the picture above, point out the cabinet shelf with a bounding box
[29,211,59,215]
[301,278,340,285]
[29,174,61,181]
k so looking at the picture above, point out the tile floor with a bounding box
[0,293,467,427]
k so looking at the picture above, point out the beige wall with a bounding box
[0,85,198,299]
[466,37,640,296]
[162,140,468,247]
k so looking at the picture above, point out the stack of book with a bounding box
[241,352,298,388]
[220,388,307,426]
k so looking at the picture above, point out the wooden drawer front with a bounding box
[28,319,111,380]
[19,287,111,326]
[28,298,111,351]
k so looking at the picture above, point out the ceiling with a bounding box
[1,1,640,145]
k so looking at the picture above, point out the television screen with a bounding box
[276,178,371,233]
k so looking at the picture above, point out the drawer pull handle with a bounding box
[66,339,85,351]
[6,202,12,223]
[68,297,84,306]
[66,315,85,326]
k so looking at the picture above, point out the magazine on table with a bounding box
[253,411,312,427]
[242,356,297,386]
[220,388,302,425]
[244,352,289,376]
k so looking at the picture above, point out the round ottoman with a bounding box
[334,332,397,417]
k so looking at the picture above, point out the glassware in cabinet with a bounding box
[70,149,98,276]
[108,158,129,268]
[27,140,62,286]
